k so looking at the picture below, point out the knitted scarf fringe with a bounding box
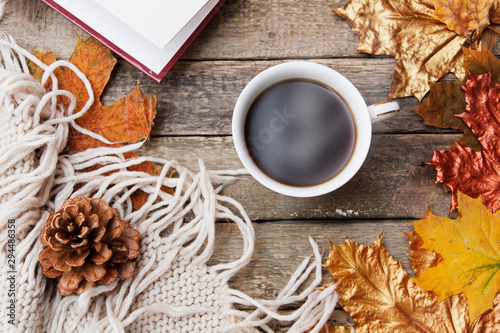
[0,29,338,333]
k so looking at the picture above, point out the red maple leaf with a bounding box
[429,72,500,213]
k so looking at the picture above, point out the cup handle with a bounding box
[367,101,400,123]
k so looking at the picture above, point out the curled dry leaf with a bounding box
[334,0,499,101]
[323,233,469,332]
[411,192,500,322]
[405,230,442,277]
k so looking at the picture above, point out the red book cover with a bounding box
[41,0,226,83]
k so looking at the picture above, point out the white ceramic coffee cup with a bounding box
[232,61,399,197]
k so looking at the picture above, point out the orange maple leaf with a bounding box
[31,36,155,152]
[433,0,497,41]
[29,36,172,209]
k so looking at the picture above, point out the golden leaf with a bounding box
[324,233,470,332]
[433,0,497,40]
[333,0,499,101]
[310,324,352,333]
[411,192,500,322]
[405,230,442,277]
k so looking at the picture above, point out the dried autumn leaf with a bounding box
[333,0,465,101]
[323,233,470,332]
[405,230,442,277]
[414,48,500,151]
[429,72,500,213]
[333,0,499,101]
[75,83,155,144]
[433,0,497,40]
[29,36,174,209]
[31,36,155,146]
[463,47,500,81]
[62,36,118,116]
[28,47,61,83]
[63,84,156,155]
[413,80,481,150]
[411,192,500,322]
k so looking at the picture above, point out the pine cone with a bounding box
[38,197,140,296]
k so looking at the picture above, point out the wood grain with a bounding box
[137,134,456,220]
[212,220,415,331]
[6,1,487,137]
[10,0,500,61]
[212,221,416,297]
[106,59,428,137]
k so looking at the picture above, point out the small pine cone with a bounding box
[38,197,140,296]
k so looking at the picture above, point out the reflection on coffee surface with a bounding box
[244,79,356,187]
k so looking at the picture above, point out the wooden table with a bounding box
[7,0,480,330]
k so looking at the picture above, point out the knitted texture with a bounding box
[0,29,337,333]
[0,29,70,332]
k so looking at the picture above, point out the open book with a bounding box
[42,0,226,82]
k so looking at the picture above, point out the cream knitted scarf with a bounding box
[0,29,338,333]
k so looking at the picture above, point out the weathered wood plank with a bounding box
[137,133,456,220]
[213,220,416,294]
[0,0,395,60]
[7,0,500,61]
[185,0,363,60]
[104,59,449,137]
[211,220,415,330]
[6,1,490,137]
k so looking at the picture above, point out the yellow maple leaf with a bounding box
[324,233,470,332]
[412,192,500,322]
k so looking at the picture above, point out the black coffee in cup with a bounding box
[244,79,356,187]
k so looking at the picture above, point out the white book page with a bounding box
[53,0,220,74]
[94,0,209,49]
